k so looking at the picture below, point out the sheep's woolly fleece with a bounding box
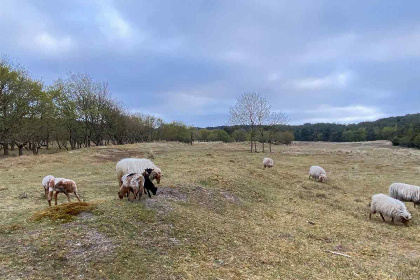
[370,193,411,222]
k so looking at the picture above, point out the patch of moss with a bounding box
[32,202,96,223]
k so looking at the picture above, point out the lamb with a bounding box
[116,158,162,187]
[309,166,327,182]
[389,182,420,207]
[263,158,274,168]
[42,175,55,197]
[47,178,81,206]
[118,173,145,201]
[369,194,411,226]
[142,168,158,198]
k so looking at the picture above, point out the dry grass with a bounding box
[32,202,96,222]
[1,141,420,279]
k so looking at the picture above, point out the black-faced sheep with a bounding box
[389,182,420,208]
[309,166,327,182]
[48,178,81,206]
[370,194,411,226]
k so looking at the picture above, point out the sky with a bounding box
[1,0,420,127]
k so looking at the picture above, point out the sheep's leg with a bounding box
[369,212,372,219]
[133,189,138,202]
[74,191,81,202]
[391,217,395,224]
[146,189,151,198]
[64,192,71,203]
[379,213,385,222]
[48,190,53,206]
[414,203,416,208]
[54,191,59,205]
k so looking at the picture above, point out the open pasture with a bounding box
[1,141,420,279]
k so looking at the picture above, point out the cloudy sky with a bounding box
[1,1,419,127]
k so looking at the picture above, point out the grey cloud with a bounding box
[1,0,420,126]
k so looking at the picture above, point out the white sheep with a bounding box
[42,175,55,197]
[370,194,411,226]
[389,183,420,207]
[116,158,162,187]
[263,158,274,168]
[309,166,327,182]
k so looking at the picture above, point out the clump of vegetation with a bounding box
[0,224,24,234]
[32,202,96,222]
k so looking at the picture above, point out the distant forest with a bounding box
[206,113,420,149]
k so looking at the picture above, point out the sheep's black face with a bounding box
[144,168,153,176]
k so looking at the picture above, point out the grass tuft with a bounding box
[31,201,96,223]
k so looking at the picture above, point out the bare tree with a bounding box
[267,112,290,152]
[229,92,270,152]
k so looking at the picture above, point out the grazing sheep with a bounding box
[118,173,145,201]
[309,166,327,182]
[263,158,274,168]
[48,178,81,206]
[116,158,162,187]
[369,194,411,226]
[389,183,420,208]
[142,168,158,198]
[42,175,54,197]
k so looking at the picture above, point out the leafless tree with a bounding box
[229,92,270,152]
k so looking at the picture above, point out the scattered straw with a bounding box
[32,202,97,223]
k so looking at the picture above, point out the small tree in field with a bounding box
[229,92,270,152]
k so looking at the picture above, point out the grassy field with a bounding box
[1,141,420,279]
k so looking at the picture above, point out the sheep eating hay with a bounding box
[42,175,55,197]
[309,166,327,182]
[116,158,162,186]
[389,182,420,208]
[370,194,411,226]
[48,178,81,206]
[263,158,274,168]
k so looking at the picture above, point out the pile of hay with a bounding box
[32,202,96,222]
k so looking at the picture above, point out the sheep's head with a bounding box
[118,191,124,199]
[152,170,161,184]
[319,174,327,182]
[400,212,412,226]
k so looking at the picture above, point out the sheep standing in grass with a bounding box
[389,183,420,208]
[48,178,81,206]
[263,158,274,168]
[370,194,411,226]
[116,158,162,187]
[309,166,327,182]
[118,173,145,201]
[42,175,55,197]
[142,169,158,198]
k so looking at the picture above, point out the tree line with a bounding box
[292,114,420,148]
[207,113,420,150]
[0,58,198,156]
